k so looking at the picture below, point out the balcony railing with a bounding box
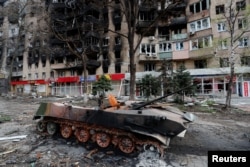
[171,33,188,40]
[189,47,214,59]
[12,71,23,77]
[158,52,172,60]
[137,21,155,27]
[169,16,187,26]
[138,53,160,61]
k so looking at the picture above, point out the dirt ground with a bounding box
[0,96,249,167]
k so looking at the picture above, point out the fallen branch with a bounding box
[0,148,17,156]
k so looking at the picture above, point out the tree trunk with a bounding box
[225,64,234,109]
[82,53,88,103]
[129,35,135,100]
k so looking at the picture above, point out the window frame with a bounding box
[144,63,156,71]
[236,0,246,11]
[189,18,211,32]
[239,37,248,48]
[241,56,250,66]
[219,39,228,50]
[194,59,207,69]
[238,18,247,29]
[190,36,212,50]
[159,42,172,52]
[220,58,229,67]
[217,22,226,32]
[176,42,184,51]
[140,43,156,56]
[215,5,225,15]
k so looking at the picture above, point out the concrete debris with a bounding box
[136,151,168,167]
[85,148,98,159]
[180,158,188,166]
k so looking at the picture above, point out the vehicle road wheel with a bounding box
[96,132,111,148]
[118,136,135,154]
[75,128,90,143]
[37,121,46,132]
[60,125,72,138]
[47,122,57,135]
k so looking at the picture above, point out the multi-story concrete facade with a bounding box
[1,0,250,97]
[186,0,250,96]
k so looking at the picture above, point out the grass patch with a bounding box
[0,114,11,123]
[175,103,217,113]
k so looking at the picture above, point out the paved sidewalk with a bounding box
[214,97,250,112]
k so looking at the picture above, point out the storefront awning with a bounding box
[96,73,125,81]
[80,75,96,82]
[56,76,79,83]
[11,79,47,85]
[110,73,125,80]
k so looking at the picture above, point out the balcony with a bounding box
[189,47,214,59]
[187,9,210,22]
[12,71,23,77]
[137,21,155,28]
[189,28,212,39]
[87,59,101,68]
[171,33,188,40]
[167,1,186,11]
[169,16,187,26]
[158,52,172,60]
[138,53,160,61]
[139,3,157,11]
[86,45,99,53]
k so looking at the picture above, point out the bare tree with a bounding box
[45,0,184,100]
[108,0,182,100]
[219,0,250,109]
[46,0,108,99]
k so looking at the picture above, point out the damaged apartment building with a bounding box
[44,0,189,96]
[2,0,250,97]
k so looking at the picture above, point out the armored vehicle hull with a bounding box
[33,101,195,156]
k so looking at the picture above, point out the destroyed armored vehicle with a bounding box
[33,91,195,156]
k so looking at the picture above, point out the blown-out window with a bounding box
[190,36,212,50]
[176,42,184,51]
[144,63,155,71]
[239,37,248,47]
[216,5,225,14]
[159,43,172,52]
[140,44,156,56]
